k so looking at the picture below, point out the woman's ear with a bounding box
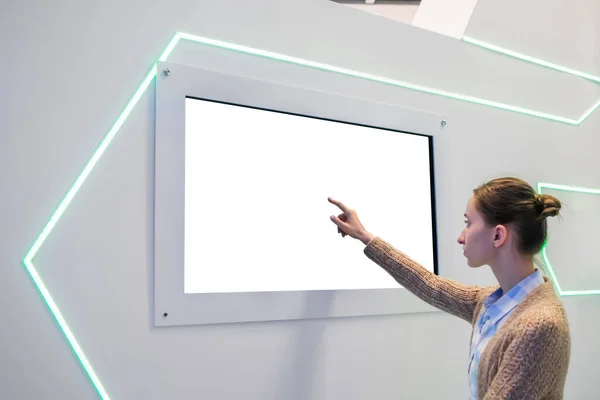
[493,225,508,248]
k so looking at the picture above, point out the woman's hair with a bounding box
[473,177,561,255]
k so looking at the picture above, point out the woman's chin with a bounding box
[465,256,481,268]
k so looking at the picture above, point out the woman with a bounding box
[329,177,571,400]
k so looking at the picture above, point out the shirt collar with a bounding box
[483,269,545,325]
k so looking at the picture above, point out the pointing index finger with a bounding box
[328,197,350,213]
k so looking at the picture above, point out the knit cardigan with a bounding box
[364,237,571,400]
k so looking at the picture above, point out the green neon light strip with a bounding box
[22,31,600,399]
[158,33,181,62]
[539,182,600,195]
[24,67,158,262]
[538,182,600,297]
[579,97,600,124]
[177,32,585,125]
[22,65,159,400]
[463,36,600,84]
[21,259,111,399]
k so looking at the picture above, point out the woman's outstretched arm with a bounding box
[329,197,490,323]
[364,236,489,322]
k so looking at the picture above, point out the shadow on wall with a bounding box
[272,291,334,400]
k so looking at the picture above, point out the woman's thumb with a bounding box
[330,215,348,230]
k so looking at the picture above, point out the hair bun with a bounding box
[538,194,562,218]
[534,195,545,213]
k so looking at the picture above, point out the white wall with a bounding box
[465,0,600,76]
[412,0,479,38]
[1,0,599,399]
[345,3,419,24]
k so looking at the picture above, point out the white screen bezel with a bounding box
[154,61,444,326]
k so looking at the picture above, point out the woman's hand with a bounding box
[328,197,374,245]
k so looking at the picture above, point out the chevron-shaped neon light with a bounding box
[22,31,600,399]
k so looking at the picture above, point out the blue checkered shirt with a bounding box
[468,270,545,399]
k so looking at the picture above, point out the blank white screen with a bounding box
[184,97,435,293]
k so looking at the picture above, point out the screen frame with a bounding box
[154,61,445,326]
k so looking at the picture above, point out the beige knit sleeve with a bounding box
[363,236,485,322]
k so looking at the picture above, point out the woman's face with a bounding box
[457,196,497,268]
